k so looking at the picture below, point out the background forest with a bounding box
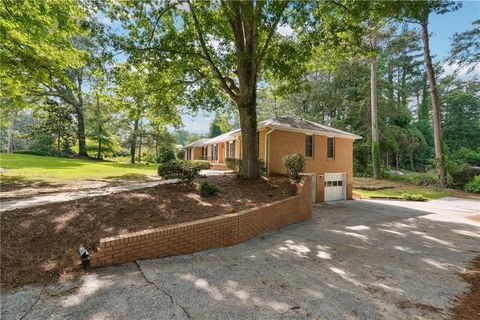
[1,0,479,191]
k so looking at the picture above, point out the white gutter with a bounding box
[264,128,275,175]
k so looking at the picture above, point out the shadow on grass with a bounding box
[103,173,156,182]
[0,175,64,192]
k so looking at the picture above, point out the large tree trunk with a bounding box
[75,74,88,157]
[421,21,446,187]
[236,46,259,178]
[238,95,259,179]
[97,124,102,160]
[74,105,88,157]
[370,54,381,179]
[130,118,140,164]
[96,97,102,159]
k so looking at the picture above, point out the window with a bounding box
[214,144,218,161]
[305,135,314,158]
[230,141,235,158]
[327,137,335,159]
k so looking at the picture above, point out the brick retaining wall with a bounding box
[90,176,311,267]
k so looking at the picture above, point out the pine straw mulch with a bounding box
[1,175,297,291]
[450,256,480,320]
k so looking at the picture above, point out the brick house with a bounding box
[184,116,361,202]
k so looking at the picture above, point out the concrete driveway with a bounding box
[2,198,479,320]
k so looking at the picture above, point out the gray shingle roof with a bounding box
[258,116,362,139]
[185,116,361,148]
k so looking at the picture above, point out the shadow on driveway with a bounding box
[2,199,479,320]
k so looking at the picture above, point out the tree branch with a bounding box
[257,1,288,67]
[147,1,179,45]
[188,0,238,101]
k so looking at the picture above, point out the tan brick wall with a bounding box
[90,177,311,267]
[268,130,353,202]
[193,147,202,160]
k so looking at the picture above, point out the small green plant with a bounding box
[189,160,212,170]
[464,176,480,193]
[197,181,221,197]
[158,161,200,186]
[225,158,237,170]
[401,193,427,201]
[282,153,305,180]
[157,147,176,163]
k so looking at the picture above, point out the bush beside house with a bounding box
[282,154,305,180]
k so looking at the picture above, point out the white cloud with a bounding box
[277,24,295,37]
[441,62,480,81]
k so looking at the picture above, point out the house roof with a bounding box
[258,116,362,139]
[205,128,241,144]
[185,116,361,148]
[184,138,210,148]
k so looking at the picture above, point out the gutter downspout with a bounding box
[264,128,275,175]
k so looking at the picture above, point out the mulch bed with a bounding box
[1,175,296,290]
[450,256,480,320]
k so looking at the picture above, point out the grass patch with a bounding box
[0,154,157,182]
[354,187,452,200]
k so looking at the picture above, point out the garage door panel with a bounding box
[325,173,346,202]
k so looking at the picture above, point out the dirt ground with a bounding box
[0,175,296,290]
[450,256,480,320]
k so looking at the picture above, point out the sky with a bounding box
[168,2,480,134]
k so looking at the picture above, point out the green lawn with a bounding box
[353,187,452,200]
[0,154,158,182]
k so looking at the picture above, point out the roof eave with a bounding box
[264,124,362,140]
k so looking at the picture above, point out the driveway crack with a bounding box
[19,286,45,320]
[134,261,191,319]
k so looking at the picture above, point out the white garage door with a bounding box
[324,173,347,202]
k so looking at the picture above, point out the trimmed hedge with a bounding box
[189,160,212,170]
[401,193,427,201]
[158,161,200,185]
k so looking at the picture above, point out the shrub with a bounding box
[225,158,237,170]
[189,160,211,170]
[446,160,477,188]
[176,149,185,160]
[234,159,266,177]
[158,161,200,185]
[464,176,480,193]
[384,171,438,186]
[450,148,480,166]
[13,150,50,156]
[258,159,266,176]
[157,147,176,164]
[142,153,156,163]
[401,193,427,201]
[282,153,305,180]
[197,181,221,197]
